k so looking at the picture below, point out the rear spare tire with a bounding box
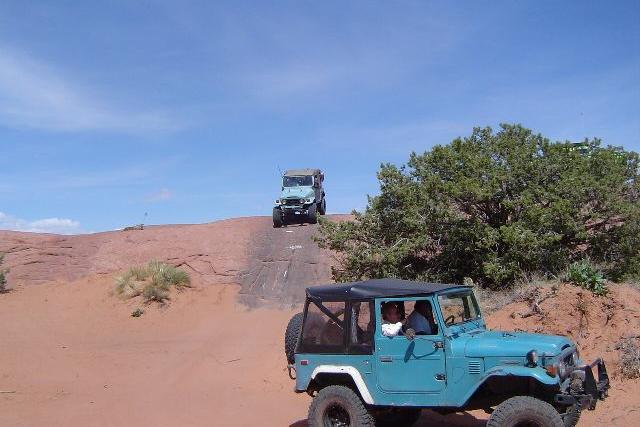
[487,396,563,427]
[273,207,284,228]
[308,385,375,427]
[284,312,304,364]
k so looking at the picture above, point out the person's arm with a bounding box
[381,321,403,337]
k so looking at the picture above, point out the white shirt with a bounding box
[406,311,432,335]
[381,321,403,337]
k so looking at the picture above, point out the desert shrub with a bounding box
[565,260,608,296]
[316,124,639,288]
[0,254,7,292]
[129,265,149,281]
[131,308,145,317]
[114,260,190,303]
[147,260,191,289]
[617,337,640,379]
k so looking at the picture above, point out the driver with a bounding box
[406,300,435,335]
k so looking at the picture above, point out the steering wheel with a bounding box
[444,315,456,326]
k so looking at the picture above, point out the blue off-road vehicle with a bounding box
[273,169,326,227]
[284,279,609,427]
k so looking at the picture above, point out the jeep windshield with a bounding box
[438,290,481,326]
[283,175,312,187]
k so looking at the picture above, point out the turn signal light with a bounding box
[545,365,558,377]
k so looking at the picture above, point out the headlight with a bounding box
[526,350,538,367]
[275,199,281,205]
[299,198,305,204]
[306,198,314,203]
[558,361,567,379]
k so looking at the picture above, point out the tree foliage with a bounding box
[316,124,640,288]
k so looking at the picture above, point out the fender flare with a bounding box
[456,365,560,406]
[310,365,375,405]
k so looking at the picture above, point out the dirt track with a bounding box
[237,221,334,307]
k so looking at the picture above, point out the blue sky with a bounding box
[0,1,638,234]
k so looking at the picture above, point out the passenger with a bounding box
[381,303,404,337]
[406,300,434,335]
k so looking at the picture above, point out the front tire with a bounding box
[562,404,581,427]
[308,203,318,224]
[487,396,563,427]
[273,207,284,228]
[318,198,326,215]
[308,385,374,427]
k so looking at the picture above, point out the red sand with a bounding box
[1,218,638,426]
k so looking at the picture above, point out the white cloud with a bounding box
[0,48,184,133]
[144,188,172,202]
[0,211,82,234]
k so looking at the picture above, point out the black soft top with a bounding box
[306,278,469,301]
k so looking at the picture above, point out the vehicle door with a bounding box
[374,297,446,394]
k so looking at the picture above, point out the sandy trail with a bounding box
[3,276,637,427]
[1,217,638,426]
[0,277,309,427]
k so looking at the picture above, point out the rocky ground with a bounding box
[1,217,638,426]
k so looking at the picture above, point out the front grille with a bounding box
[283,198,303,206]
[468,360,482,374]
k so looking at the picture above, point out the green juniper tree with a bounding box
[316,124,639,288]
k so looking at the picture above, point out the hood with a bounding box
[465,330,573,358]
[281,186,315,199]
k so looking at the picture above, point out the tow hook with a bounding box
[287,364,297,380]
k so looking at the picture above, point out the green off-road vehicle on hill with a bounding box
[284,279,609,427]
[273,169,326,227]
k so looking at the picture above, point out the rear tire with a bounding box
[284,312,304,364]
[308,385,375,427]
[487,396,563,427]
[273,207,284,228]
[308,203,318,224]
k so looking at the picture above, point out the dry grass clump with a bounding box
[617,337,640,379]
[115,260,191,303]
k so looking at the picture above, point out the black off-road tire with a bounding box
[307,385,375,427]
[562,404,581,427]
[284,312,304,364]
[308,203,318,224]
[273,207,284,228]
[319,198,326,215]
[374,408,422,427]
[487,396,564,427]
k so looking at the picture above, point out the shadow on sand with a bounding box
[290,410,487,427]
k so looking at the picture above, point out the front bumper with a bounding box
[555,358,609,410]
[279,205,312,215]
